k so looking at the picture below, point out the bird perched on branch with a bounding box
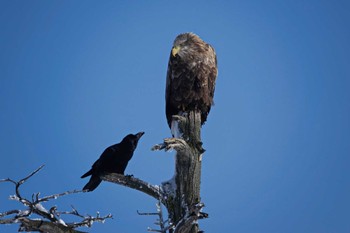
[166,33,218,136]
[81,132,144,192]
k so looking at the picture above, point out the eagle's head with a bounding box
[171,33,208,62]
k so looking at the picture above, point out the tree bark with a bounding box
[165,111,205,233]
[101,173,163,202]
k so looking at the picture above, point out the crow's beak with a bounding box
[136,132,145,139]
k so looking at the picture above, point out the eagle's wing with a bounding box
[166,52,196,127]
[166,53,188,127]
[165,52,173,128]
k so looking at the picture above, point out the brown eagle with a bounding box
[166,33,218,135]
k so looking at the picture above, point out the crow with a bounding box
[81,132,144,191]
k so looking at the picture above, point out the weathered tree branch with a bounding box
[17,218,87,233]
[0,166,112,233]
[101,173,164,203]
[100,173,179,232]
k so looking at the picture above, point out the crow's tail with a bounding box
[83,174,102,192]
[81,169,93,178]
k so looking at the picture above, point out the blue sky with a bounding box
[1,1,349,232]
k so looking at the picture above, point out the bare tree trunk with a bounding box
[163,111,205,233]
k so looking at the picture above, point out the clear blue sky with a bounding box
[1,1,349,232]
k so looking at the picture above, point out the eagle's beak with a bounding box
[172,46,180,57]
[136,132,145,140]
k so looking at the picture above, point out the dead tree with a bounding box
[102,111,207,233]
[1,111,207,232]
[0,165,112,233]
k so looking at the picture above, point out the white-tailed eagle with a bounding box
[166,33,218,135]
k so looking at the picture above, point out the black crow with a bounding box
[81,132,144,191]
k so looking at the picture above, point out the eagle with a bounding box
[165,33,217,136]
[81,132,144,191]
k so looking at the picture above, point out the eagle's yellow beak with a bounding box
[172,46,181,57]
